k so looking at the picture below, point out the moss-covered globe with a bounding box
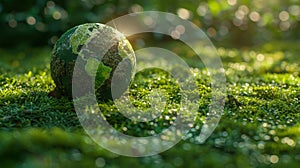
[50,23,135,100]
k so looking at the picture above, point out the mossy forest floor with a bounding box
[0,41,299,167]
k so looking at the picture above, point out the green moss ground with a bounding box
[0,41,299,167]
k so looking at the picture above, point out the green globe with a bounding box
[50,23,135,100]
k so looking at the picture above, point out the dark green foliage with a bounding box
[1,0,300,48]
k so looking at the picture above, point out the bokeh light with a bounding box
[8,19,17,28]
[1,0,300,47]
[177,8,191,20]
[227,0,237,6]
[130,4,143,13]
[249,11,261,22]
[197,4,208,17]
[270,155,279,164]
[289,5,300,16]
[26,16,36,25]
[279,11,290,21]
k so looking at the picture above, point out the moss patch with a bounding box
[0,40,300,167]
[70,23,99,54]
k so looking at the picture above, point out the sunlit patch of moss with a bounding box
[95,62,112,89]
[118,39,133,58]
[85,57,112,86]
[70,23,100,54]
[0,41,300,167]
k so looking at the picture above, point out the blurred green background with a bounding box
[1,0,300,48]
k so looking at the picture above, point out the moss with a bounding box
[85,58,111,77]
[95,61,112,88]
[70,23,100,54]
[1,40,300,167]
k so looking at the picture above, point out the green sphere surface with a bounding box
[50,23,135,100]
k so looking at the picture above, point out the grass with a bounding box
[0,41,299,167]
